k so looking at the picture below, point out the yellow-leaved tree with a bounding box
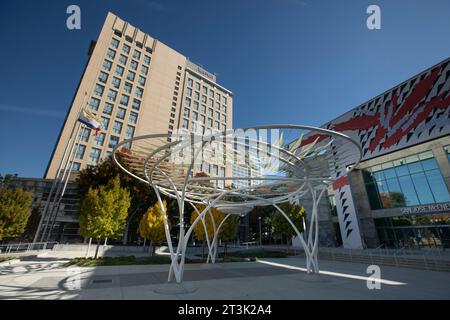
[139,200,171,255]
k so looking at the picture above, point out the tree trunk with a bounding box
[202,240,205,261]
[94,239,101,259]
[123,219,130,245]
[149,240,153,256]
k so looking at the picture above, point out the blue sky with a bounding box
[1,0,450,178]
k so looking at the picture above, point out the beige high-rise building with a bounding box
[44,12,233,179]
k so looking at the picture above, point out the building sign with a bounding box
[400,202,450,215]
[186,60,216,82]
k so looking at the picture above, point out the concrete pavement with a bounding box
[0,256,449,299]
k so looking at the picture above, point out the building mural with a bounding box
[326,58,450,248]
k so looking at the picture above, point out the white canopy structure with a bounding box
[112,125,362,283]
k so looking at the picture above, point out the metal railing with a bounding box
[0,242,59,254]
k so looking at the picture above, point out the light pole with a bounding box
[258,216,262,246]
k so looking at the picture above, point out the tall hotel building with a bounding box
[45,12,233,179]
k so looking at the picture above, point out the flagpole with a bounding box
[44,122,84,242]
[41,121,83,242]
[35,92,88,243]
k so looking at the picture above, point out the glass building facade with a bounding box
[363,151,450,210]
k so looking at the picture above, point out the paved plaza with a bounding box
[0,255,449,300]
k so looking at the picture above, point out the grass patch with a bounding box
[195,249,289,262]
[65,256,207,267]
[218,249,290,259]
[0,256,16,263]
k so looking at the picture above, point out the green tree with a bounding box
[139,200,171,255]
[77,153,157,244]
[218,215,239,258]
[0,184,33,241]
[272,203,306,246]
[78,176,131,258]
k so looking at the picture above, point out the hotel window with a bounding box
[220,167,225,177]
[89,148,101,164]
[202,95,207,103]
[184,107,190,118]
[194,91,200,100]
[132,99,141,111]
[222,105,227,113]
[126,125,135,139]
[187,78,193,87]
[201,115,206,124]
[129,112,138,124]
[209,90,214,98]
[195,82,200,90]
[193,101,199,111]
[223,96,227,105]
[127,71,135,81]
[202,87,207,94]
[138,76,146,86]
[206,163,211,174]
[133,50,141,60]
[186,88,192,97]
[192,121,198,132]
[79,128,91,143]
[112,121,123,134]
[201,104,206,113]
[74,144,86,160]
[94,84,104,97]
[110,38,119,49]
[124,82,132,93]
[98,71,108,83]
[208,108,213,117]
[216,93,221,102]
[101,116,110,130]
[215,121,220,129]
[363,151,450,210]
[94,133,105,146]
[122,44,130,55]
[130,60,138,71]
[103,103,113,115]
[221,114,226,123]
[215,111,220,120]
[182,119,189,129]
[107,89,117,102]
[192,111,198,121]
[208,118,213,127]
[213,165,219,176]
[89,97,100,111]
[119,54,127,65]
[185,97,191,107]
[143,55,151,65]
[136,87,144,98]
[208,99,213,108]
[109,136,119,149]
[102,60,112,71]
[116,107,126,120]
[112,77,121,89]
[106,48,116,60]
[120,94,130,106]
[115,65,124,77]
[72,162,81,171]
[141,65,148,75]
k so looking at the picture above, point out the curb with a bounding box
[0,259,21,267]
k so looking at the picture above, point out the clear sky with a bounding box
[1,0,450,178]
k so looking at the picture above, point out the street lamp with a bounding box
[258,216,262,246]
